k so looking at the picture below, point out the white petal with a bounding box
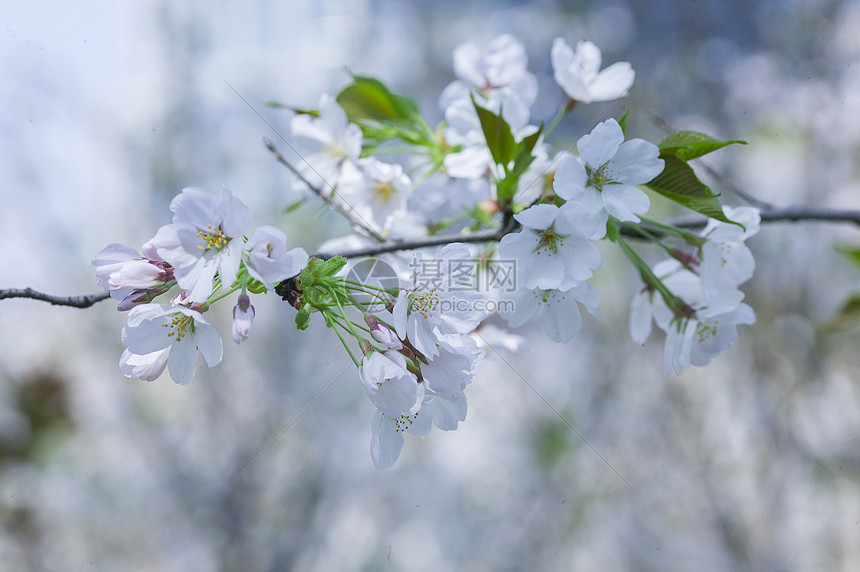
[629,289,654,344]
[119,348,170,381]
[167,339,197,385]
[513,203,558,230]
[170,187,216,229]
[566,281,601,315]
[588,62,635,102]
[218,187,253,237]
[500,288,539,328]
[370,411,405,470]
[553,156,588,201]
[601,185,650,222]
[538,292,582,342]
[194,321,223,367]
[610,139,663,184]
[430,392,468,431]
[578,119,624,168]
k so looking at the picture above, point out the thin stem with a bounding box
[615,233,682,313]
[208,284,242,305]
[637,216,704,244]
[264,137,386,243]
[330,318,360,367]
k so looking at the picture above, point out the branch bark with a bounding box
[0,288,111,308]
[3,205,860,309]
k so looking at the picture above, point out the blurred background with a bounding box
[3,0,860,570]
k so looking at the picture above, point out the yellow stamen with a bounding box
[196,225,229,251]
[162,313,194,342]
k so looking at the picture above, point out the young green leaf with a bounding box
[645,156,737,224]
[336,76,419,123]
[658,131,746,162]
[294,306,312,330]
[320,256,348,277]
[472,97,515,167]
[837,246,860,273]
[820,294,860,333]
[617,109,630,136]
[246,276,268,295]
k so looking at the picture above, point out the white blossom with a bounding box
[439,34,537,121]
[391,243,487,358]
[699,206,761,291]
[551,38,635,104]
[370,407,432,470]
[336,157,413,231]
[244,225,308,290]
[359,351,424,418]
[501,280,600,343]
[121,303,223,385]
[289,94,362,194]
[497,203,602,290]
[554,118,663,231]
[154,187,252,303]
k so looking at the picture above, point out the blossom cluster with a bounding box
[93,187,308,384]
[361,243,486,469]
[629,206,760,374]
[93,34,758,468]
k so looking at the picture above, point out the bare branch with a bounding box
[664,206,860,230]
[0,288,111,308]
[314,228,507,259]
[4,205,860,309]
[263,138,386,243]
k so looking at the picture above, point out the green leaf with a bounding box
[645,156,736,224]
[300,258,325,288]
[606,221,620,242]
[246,277,268,295]
[837,246,860,272]
[284,197,307,215]
[472,97,515,167]
[265,101,318,116]
[294,306,311,330]
[658,131,746,162]
[321,256,348,277]
[821,294,860,333]
[336,76,419,123]
[617,109,630,136]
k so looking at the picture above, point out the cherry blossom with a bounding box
[553,118,664,230]
[501,280,600,343]
[289,94,362,194]
[244,225,308,290]
[337,157,413,231]
[497,203,602,290]
[359,351,424,417]
[121,303,223,385]
[551,38,635,104]
[370,407,432,470]
[391,243,487,358]
[439,34,537,123]
[92,243,174,308]
[153,186,253,303]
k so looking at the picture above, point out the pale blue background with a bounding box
[2,1,860,570]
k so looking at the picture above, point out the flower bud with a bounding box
[232,294,255,344]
